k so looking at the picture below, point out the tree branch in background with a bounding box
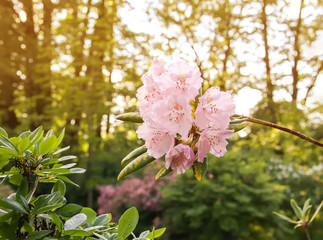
[233,114,323,147]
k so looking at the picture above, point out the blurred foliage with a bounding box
[0,0,322,239]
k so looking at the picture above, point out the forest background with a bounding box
[0,0,322,239]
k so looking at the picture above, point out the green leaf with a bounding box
[64,229,91,236]
[193,157,208,182]
[80,207,97,225]
[16,178,28,198]
[18,195,29,213]
[117,207,139,240]
[117,153,155,181]
[44,129,54,139]
[39,135,58,155]
[93,214,111,226]
[53,146,70,155]
[68,168,86,174]
[49,212,63,231]
[146,228,166,239]
[273,212,298,224]
[290,199,303,220]
[0,155,10,171]
[9,173,23,186]
[0,127,8,138]
[25,230,53,240]
[310,201,323,224]
[155,166,172,180]
[57,204,83,218]
[0,222,15,239]
[64,213,87,230]
[0,198,29,214]
[28,126,44,145]
[58,155,77,162]
[52,179,66,196]
[56,175,79,187]
[0,147,18,157]
[115,112,143,123]
[121,145,147,165]
[57,128,65,147]
[18,137,31,153]
[0,136,18,153]
[32,192,64,214]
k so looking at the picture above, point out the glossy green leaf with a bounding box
[115,112,143,123]
[56,128,65,147]
[57,204,83,218]
[58,155,77,162]
[228,123,249,132]
[193,157,208,182]
[16,178,28,198]
[0,155,10,171]
[64,229,91,236]
[28,126,44,145]
[118,153,155,181]
[56,175,79,187]
[93,214,111,226]
[39,135,58,155]
[25,230,53,240]
[121,145,147,165]
[0,198,29,214]
[290,199,303,220]
[53,146,70,155]
[64,213,87,230]
[18,137,31,153]
[0,136,18,153]
[155,166,172,180]
[310,201,323,224]
[49,213,63,231]
[273,212,298,224]
[0,147,18,157]
[80,207,97,225]
[117,207,139,240]
[146,228,166,239]
[0,127,8,138]
[52,179,66,196]
[9,173,23,186]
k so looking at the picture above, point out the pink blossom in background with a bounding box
[165,144,195,174]
[97,171,172,218]
[195,87,235,130]
[136,122,175,159]
[196,128,234,162]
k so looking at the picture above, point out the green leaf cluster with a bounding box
[0,127,165,240]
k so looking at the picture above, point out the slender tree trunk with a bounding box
[291,0,304,102]
[260,0,276,121]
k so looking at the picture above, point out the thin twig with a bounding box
[233,114,323,147]
[27,176,39,203]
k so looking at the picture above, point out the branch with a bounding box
[27,176,39,203]
[303,62,323,104]
[233,114,323,147]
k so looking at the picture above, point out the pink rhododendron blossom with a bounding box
[166,60,203,101]
[196,128,234,162]
[137,73,163,117]
[195,87,235,130]
[136,122,175,159]
[165,144,195,174]
[149,58,166,78]
[150,94,193,140]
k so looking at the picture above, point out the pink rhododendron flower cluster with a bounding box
[136,58,235,174]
